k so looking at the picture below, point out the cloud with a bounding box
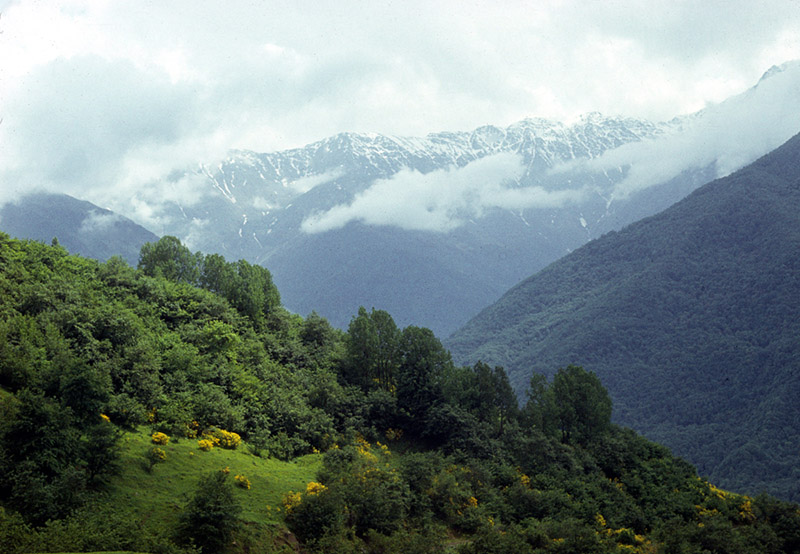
[1,0,800,227]
[79,210,124,233]
[289,168,346,194]
[300,153,585,233]
[1,54,198,188]
[551,61,800,198]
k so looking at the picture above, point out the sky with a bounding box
[1,0,800,222]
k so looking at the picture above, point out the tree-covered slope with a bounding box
[1,234,799,553]
[446,132,800,502]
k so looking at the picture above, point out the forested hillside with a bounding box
[447,132,800,503]
[1,233,799,553]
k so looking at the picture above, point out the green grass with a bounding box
[107,428,321,533]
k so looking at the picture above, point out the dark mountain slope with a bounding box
[446,132,800,501]
[0,192,158,266]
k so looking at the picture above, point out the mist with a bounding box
[551,61,800,199]
[300,153,587,234]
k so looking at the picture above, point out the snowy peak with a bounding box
[758,59,800,83]
[209,112,665,195]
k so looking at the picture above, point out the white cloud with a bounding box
[289,168,346,194]
[300,153,585,233]
[79,210,124,233]
[550,61,800,198]
[1,0,800,224]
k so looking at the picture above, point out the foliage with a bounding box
[445,135,800,502]
[176,471,242,552]
[151,431,170,445]
[0,232,798,554]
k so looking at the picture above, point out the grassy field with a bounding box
[100,427,322,546]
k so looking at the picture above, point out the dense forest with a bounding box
[1,233,799,553]
[447,132,800,503]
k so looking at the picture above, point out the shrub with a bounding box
[145,447,166,472]
[284,487,344,546]
[200,427,242,450]
[234,474,251,489]
[216,429,241,449]
[198,439,214,451]
[176,471,242,552]
[151,431,170,445]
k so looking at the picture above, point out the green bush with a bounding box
[176,471,242,552]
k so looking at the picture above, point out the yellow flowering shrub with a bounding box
[151,432,170,445]
[100,413,111,423]
[739,498,756,522]
[385,428,404,441]
[184,420,199,438]
[198,439,214,451]
[146,447,167,471]
[283,491,302,513]
[235,474,251,489]
[217,429,241,449]
[305,481,327,495]
[201,427,241,449]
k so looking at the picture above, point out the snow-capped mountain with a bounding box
[144,61,800,336]
[9,60,790,336]
[152,113,681,334]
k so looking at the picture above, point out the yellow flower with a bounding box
[283,491,302,513]
[198,439,214,451]
[595,513,607,528]
[100,413,111,423]
[151,432,170,445]
[306,481,327,495]
[234,474,251,489]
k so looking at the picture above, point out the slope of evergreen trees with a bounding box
[0,233,798,553]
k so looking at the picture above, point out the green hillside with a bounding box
[1,232,799,553]
[447,132,800,502]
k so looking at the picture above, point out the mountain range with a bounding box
[2,62,799,502]
[3,62,800,337]
[446,130,800,502]
[139,61,800,336]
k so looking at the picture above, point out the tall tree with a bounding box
[138,236,201,285]
[396,325,449,429]
[342,307,400,391]
[551,365,612,445]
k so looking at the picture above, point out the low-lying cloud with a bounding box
[300,153,586,233]
[551,61,800,198]
[79,211,125,233]
[289,168,346,194]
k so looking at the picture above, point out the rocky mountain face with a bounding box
[4,62,799,336]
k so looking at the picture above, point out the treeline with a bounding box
[0,234,798,553]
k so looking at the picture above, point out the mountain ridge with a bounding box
[0,192,158,266]
[445,131,800,501]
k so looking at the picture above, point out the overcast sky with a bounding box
[1,0,800,211]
